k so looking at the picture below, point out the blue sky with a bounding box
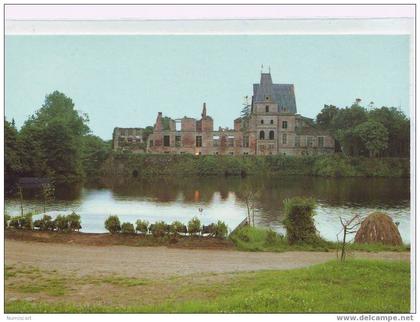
[5,35,410,140]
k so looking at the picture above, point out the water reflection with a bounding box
[5,176,410,243]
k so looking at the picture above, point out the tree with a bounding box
[80,135,110,182]
[142,126,154,143]
[4,119,22,187]
[337,214,361,262]
[354,120,389,157]
[368,107,410,157]
[19,91,90,183]
[316,105,339,130]
[331,104,368,156]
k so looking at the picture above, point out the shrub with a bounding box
[105,215,121,234]
[170,221,185,235]
[9,216,21,229]
[5,214,10,228]
[230,226,273,251]
[151,221,166,238]
[135,220,149,234]
[283,197,318,244]
[265,228,283,245]
[55,215,68,232]
[214,220,228,239]
[121,222,135,234]
[19,213,33,230]
[41,215,55,231]
[188,217,201,235]
[67,212,82,232]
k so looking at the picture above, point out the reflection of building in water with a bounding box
[113,72,335,156]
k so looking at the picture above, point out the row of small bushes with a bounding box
[5,212,81,232]
[104,215,229,239]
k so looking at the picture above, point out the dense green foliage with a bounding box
[214,220,229,239]
[104,215,121,234]
[6,212,81,232]
[102,216,228,238]
[80,135,111,183]
[121,222,135,234]
[187,217,201,235]
[18,91,89,183]
[151,221,167,238]
[316,102,409,157]
[283,197,319,244]
[6,260,410,313]
[4,91,111,189]
[135,220,149,234]
[33,215,55,231]
[4,119,22,187]
[67,212,82,231]
[105,153,409,179]
[170,221,185,235]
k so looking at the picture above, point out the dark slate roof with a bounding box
[253,73,297,114]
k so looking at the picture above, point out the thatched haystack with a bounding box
[354,212,402,245]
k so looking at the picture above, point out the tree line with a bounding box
[5,91,111,189]
[315,99,410,158]
[5,92,410,189]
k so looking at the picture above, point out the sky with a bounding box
[5,35,410,140]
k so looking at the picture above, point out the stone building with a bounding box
[112,127,145,152]
[113,72,335,156]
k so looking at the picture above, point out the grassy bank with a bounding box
[5,260,410,313]
[102,153,409,179]
[230,226,410,253]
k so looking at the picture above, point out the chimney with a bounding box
[155,112,163,131]
[201,102,207,118]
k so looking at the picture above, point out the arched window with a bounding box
[259,131,265,140]
[269,131,275,140]
[260,119,264,124]
[265,105,269,112]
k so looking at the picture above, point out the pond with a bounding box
[4,176,411,243]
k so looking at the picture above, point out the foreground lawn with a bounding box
[5,259,410,313]
[230,226,410,253]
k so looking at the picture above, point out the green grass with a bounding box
[230,226,333,252]
[230,226,410,253]
[6,259,410,313]
[5,264,148,297]
[81,275,148,287]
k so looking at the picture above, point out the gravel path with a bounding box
[5,240,410,278]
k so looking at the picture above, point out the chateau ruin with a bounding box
[113,72,335,156]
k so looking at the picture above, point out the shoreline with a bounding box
[5,230,235,250]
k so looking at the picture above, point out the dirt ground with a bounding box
[5,230,235,250]
[5,239,410,278]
